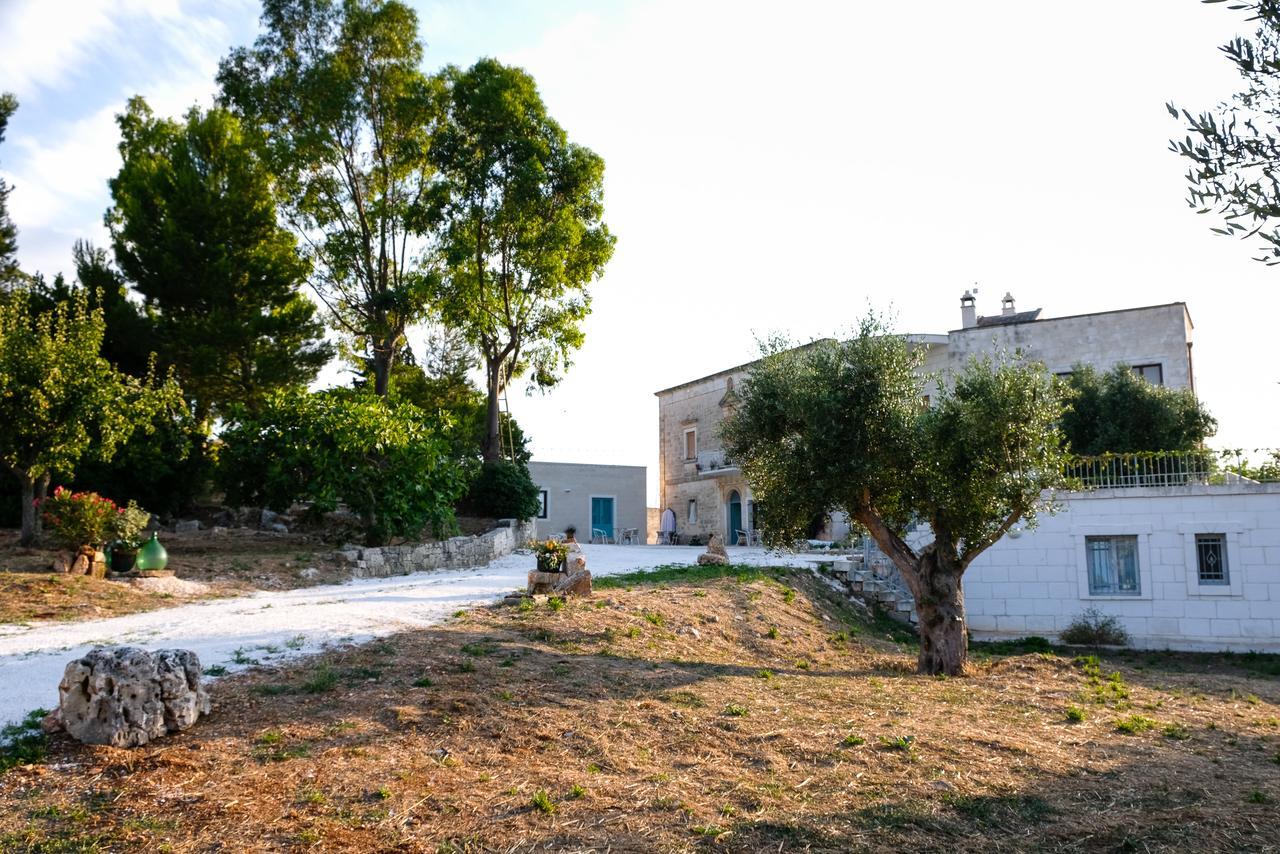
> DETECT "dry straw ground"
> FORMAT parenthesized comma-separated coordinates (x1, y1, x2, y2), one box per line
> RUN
(1, 564, 1277, 852)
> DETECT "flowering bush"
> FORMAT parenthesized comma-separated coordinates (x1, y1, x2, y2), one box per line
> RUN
(109, 500, 151, 549)
(530, 538, 570, 572)
(38, 488, 120, 548)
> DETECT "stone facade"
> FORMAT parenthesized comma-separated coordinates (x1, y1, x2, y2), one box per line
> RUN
(527, 461, 647, 543)
(962, 483, 1280, 652)
(655, 296, 1196, 546)
(334, 519, 536, 579)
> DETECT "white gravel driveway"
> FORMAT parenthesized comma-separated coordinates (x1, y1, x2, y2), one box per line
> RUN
(0, 545, 810, 727)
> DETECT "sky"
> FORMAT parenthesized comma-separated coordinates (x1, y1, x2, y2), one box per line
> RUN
(2, 0, 1278, 505)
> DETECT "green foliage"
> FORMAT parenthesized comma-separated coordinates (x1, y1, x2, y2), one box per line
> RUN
(722, 703, 749, 717)
(0, 93, 18, 286)
(218, 0, 441, 396)
(1057, 365, 1215, 455)
(0, 289, 183, 543)
(1168, 2, 1280, 264)
(38, 488, 121, 548)
(109, 500, 151, 549)
(530, 789, 555, 814)
(841, 734, 866, 747)
(1065, 705, 1087, 723)
(430, 58, 615, 458)
(721, 313, 1067, 674)
(461, 460, 541, 520)
(71, 401, 209, 515)
(1219, 448, 1280, 482)
(1061, 608, 1131, 647)
(1113, 714, 1156, 734)
(108, 98, 331, 421)
(0, 708, 48, 773)
(218, 389, 466, 544)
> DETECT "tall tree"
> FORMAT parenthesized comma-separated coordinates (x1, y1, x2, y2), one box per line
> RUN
(430, 58, 615, 461)
(218, 0, 441, 396)
(1057, 364, 1216, 456)
(722, 319, 1067, 675)
(0, 93, 21, 286)
(108, 98, 332, 422)
(0, 290, 181, 544)
(1168, 1, 1280, 263)
(71, 240, 153, 377)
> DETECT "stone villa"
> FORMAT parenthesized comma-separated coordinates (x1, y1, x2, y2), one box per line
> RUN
(654, 292, 1196, 545)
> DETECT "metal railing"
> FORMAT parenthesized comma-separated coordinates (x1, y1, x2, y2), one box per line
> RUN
(1064, 449, 1280, 490)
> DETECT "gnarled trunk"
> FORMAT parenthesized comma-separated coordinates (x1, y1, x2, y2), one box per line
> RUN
(912, 550, 968, 675)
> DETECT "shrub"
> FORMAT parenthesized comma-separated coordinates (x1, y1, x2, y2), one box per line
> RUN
(217, 390, 466, 545)
(38, 488, 120, 547)
(1060, 608, 1130, 647)
(460, 459, 541, 520)
(109, 500, 151, 548)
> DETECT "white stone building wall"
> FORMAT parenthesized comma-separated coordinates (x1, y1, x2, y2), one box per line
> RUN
(947, 303, 1194, 390)
(964, 484, 1280, 652)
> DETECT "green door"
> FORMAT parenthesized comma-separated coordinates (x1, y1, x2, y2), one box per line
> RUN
(727, 491, 742, 545)
(591, 497, 615, 542)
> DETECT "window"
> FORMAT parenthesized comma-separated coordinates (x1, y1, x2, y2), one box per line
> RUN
(684, 428, 697, 460)
(687, 499, 697, 524)
(1085, 535, 1140, 595)
(1195, 534, 1228, 585)
(537, 490, 548, 520)
(1131, 363, 1163, 385)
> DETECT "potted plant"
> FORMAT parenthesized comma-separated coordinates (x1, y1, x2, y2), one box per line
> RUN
(38, 488, 119, 578)
(530, 538, 570, 573)
(108, 500, 151, 574)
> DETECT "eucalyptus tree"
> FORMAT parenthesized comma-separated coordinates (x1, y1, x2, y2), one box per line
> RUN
(430, 58, 615, 460)
(218, 0, 442, 396)
(721, 317, 1067, 675)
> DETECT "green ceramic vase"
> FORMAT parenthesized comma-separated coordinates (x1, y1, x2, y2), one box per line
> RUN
(135, 532, 169, 571)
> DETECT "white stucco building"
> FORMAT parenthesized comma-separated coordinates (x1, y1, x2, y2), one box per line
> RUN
(527, 461, 647, 544)
(655, 293, 1196, 546)
(964, 482, 1280, 652)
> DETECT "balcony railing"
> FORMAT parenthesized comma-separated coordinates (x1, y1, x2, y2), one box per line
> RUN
(694, 449, 738, 475)
(1062, 450, 1270, 490)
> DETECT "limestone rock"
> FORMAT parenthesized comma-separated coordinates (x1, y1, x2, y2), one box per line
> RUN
(57, 646, 210, 748)
(553, 568, 593, 596)
(706, 533, 728, 557)
(174, 519, 201, 533)
(697, 551, 730, 566)
(69, 547, 108, 578)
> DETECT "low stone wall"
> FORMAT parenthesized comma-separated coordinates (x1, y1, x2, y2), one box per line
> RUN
(334, 519, 537, 579)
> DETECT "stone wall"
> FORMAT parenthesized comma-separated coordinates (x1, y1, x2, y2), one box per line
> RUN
(334, 519, 537, 579)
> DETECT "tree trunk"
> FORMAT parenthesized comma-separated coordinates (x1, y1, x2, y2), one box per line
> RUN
(483, 360, 503, 462)
(912, 551, 968, 676)
(35, 473, 49, 539)
(19, 475, 36, 546)
(372, 346, 392, 398)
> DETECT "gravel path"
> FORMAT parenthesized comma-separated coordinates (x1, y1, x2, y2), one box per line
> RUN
(0, 545, 811, 727)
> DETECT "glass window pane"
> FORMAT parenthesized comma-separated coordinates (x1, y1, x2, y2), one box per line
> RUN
(1196, 534, 1228, 584)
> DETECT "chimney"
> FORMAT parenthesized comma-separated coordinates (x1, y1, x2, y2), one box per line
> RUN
(1001, 292, 1016, 316)
(960, 290, 976, 329)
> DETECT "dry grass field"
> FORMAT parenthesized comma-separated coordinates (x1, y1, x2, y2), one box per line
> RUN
(1, 564, 1277, 852)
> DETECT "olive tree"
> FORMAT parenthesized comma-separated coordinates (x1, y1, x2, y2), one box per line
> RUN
(722, 317, 1068, 675)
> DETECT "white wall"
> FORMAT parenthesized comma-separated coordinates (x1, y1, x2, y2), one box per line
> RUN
(965, 483, 1280, 652)
(528, 461, 647, 543)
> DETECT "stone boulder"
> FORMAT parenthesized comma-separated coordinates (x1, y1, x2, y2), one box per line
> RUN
(54, 647, 210, 747)
(697, 533, 730, 566)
